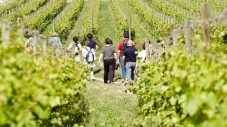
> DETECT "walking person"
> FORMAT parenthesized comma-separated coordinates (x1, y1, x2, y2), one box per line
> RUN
(117, 33, 130, 80)
(85, 33, 98, 50)
(137, 43, 147, 62)
(135, 42, 147, 77)
(24, 35, 33, 54)
(82, 40, 96, 80)
(110, 40, 119, 82)
(123, 40, 138, 81)
(98, 38, 119, 84)
(67, 36, 82, 61)
(50, 32, 62, 56)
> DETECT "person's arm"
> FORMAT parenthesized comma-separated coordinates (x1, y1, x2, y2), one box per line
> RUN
(95, 44, 99, 51)
(117, 42, 121, 59)
(114, 53, 119, 64)
(98, 53, 103, 63)
(78, 43, 83, 51)
(113, 47, 119, 64)
(25, 40, 29, 47)
(122, 55, 125, 62)
(67, 43, 73, 51)
(99, 47, 104, 63)
(82, 48, 86, 58)
(92, 48, 96, 60)
(134, 62, 138, 75)
(117, 50, 121, 59)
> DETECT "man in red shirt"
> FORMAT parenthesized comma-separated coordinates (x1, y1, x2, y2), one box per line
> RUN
(117, 33, 129, 80)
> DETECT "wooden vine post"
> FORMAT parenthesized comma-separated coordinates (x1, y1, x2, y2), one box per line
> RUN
(184, 19, 192, 55)
(52, 0, 56, 32)
(202, 3, 211, 44)
(172, 17, 177, 47)
(128, 17, 131, 40)
(145, 39, 150, 62)
(41, 36, 47, 55)
(115, 0, 129, 39)
(33, 31, 39, 54)
(90, 0, 95, 33)
(53, 18, 55, 32)
(1, 20, 12, 45)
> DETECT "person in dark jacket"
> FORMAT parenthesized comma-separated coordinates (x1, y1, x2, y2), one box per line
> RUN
(86, 33, 98, 50)
(123, 40, 137, 81)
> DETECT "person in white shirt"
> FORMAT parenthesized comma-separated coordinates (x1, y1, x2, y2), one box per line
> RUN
(67, 36, 82, 61)
(137, 43, 147, 62)
(135, 43, 147, 77)
(82, 40, 96, 80)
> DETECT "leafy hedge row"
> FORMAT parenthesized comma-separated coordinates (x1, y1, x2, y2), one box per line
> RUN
(135, 44, 227, 127)
(82, 0, 100, 34)
(55, 0, 84, 40)
(6, 0, 49, 22)
(0, 24, 89, 127)
(92, 0, 101, 34)
(128, 0, 167, 39)
(0, 0, 29, 16)
(110, 0, 129, 38)
(25, 0, 66, 32)
(144, 0, 186, 23)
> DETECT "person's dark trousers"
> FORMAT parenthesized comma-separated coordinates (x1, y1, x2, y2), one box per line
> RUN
(104, 59, 115, 83)
(108, 61, 116, 82)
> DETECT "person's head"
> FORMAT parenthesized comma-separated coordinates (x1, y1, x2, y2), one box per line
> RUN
(73, 36, 78, 43)
(142, 43, 145, 50)
(123, 33, 129, 39)
(52, 32, 58, 37)
(85, 40, 90, 47)
(87, 33, 93, 39)
(105, 38, 112, 44)
(127, 40, 133, 46)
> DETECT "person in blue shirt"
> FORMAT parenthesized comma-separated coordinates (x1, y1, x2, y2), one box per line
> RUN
(123, 40, 138, 81)
(86, 33, 98, 50)
(50, 32, 62, 56)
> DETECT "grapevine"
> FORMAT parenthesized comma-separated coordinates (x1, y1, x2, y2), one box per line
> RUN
(25, 0, 66, 32)
(55, 0, 84, 40)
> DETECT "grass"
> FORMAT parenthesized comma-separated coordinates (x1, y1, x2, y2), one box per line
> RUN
(93, 0, 122, 80)
(85, 81, 137, 127)
(85, 2, 137, 126)
(96, 0, 118, 48)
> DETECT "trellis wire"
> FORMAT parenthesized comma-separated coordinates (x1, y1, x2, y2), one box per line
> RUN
(2, 0, 32, 17)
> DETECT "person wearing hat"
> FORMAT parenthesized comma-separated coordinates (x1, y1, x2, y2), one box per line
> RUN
(50, 32, 62, 47)
(123, 40, 137, 81)
(50, 32, 62, 56)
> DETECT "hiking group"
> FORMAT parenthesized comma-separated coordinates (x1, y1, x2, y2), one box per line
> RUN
(24, 32, 149, 84)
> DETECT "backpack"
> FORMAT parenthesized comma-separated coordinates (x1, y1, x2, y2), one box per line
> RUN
(74, 43, 79, 55)
(121, 39, 128, 55)
(85, 47, 94, 63)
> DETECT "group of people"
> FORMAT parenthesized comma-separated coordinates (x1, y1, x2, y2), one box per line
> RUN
(25, 31, 148, 84)
(98, 33, 149, 84)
